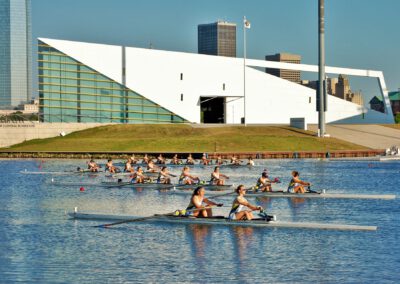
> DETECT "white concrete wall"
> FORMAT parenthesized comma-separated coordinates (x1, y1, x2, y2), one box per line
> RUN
(38, 38, 393, 125)
(0, 122, 110, 148)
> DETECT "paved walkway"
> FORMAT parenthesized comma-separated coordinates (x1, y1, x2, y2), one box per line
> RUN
(308, 124, 400, 149)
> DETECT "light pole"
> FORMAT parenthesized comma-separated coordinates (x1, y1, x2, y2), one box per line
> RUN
(243, 16, 250, 126)
(318, 0, 326, 137)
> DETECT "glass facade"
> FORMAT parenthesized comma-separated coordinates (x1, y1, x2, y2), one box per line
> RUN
(0, 0, 32, 108)
(38, 41, 186, 123)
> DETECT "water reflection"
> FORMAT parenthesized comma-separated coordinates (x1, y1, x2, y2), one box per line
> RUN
(186, 224, 212, 272)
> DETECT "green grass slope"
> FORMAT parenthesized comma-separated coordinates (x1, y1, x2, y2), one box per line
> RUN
(3, 124, 367, 152)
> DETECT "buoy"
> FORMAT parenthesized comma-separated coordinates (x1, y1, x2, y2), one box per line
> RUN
(51, 178, 54, 182)
(80, 187, 85, 192)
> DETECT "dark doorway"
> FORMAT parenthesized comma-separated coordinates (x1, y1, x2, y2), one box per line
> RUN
(200, 97, 225, 123)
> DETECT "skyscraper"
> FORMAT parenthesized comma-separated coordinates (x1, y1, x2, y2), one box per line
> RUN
(198, 21, 236, 57)
(265, 53, 301, 83)
(0, 0, 32, 109)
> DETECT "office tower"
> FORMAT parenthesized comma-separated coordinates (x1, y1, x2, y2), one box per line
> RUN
(335, 74, 350, 99)
(327, 77, 338, 96)
(0, 0, 32, 109)
(198, 21, 236, 57)
(265, 53, 301, 83)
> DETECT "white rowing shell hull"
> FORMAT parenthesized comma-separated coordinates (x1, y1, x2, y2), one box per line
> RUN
(68, 212, 377, 231)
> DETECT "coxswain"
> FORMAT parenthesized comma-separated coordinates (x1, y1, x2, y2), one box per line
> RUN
(186, 154, 195, 165)
(87, 159, 100, 172)
(229, 185, 263, 220)
(210, 166, 229, 185)
(179, 166, 200, 185)
(125, 158, 134, 173)
(185, 186, 223, 218)
(287, 171, 311, 194)
(157, 166, 175, 184)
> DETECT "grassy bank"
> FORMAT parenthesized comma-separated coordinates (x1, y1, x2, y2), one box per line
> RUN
(1, 124, 368, 152)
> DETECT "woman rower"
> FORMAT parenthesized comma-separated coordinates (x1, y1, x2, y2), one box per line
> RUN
(287, 171, 311, 194)
(255, 171, 273, 192)
(201, 154, 210, 165)
(186, 186, 223, 218)
(105, 159, 119, 173)
(130, 154, 138, 164)
(210, 166, 229, 185)
(87, 159, 100, 172)
(171, 154, 182, 165)
(147, 160, 160, 173)
(156, 154, 166, 164)
(157, 166, 174, 184)
(179, 166, 200, 185)
(215, 155, 224, 165)
(142, 154, 150, 164)
(125, 158, 134, 173)
(130, 166, 148, 184)
(247, 157, 255, 166)
(186, 154, 195, 165)
(229, 185, 263, 220)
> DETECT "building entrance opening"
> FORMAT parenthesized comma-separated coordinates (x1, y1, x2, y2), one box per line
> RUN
(200, 97, 225, 123)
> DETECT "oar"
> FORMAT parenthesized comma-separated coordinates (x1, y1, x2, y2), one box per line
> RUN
(96, 205, 217, 228)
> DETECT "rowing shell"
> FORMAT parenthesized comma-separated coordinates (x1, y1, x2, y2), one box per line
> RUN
(169, 189, 396, 200)
(68, 212, 377, 231)
(20, 170, 104, 175)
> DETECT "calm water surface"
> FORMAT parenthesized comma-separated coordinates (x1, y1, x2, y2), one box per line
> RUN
(0, 159, 399, 283)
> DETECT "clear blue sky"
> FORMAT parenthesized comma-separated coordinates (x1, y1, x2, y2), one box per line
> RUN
(32, 0, 400, 103)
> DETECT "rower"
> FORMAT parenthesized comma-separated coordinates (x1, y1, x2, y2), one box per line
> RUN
(210, 166, 229, 185)
(287, 171, 311, 194)
(125, 158, 134, 173)
(247, 157, 255, 166)
(130, 154, 138, 165)
(142, 154, 150, 164)
(179, 166, 200, 185)
(147, 160, 160, 173)
(105, 159, 119, 173)
(215, 155, 224, 165)
(229, 185, 263, 220)
(230, 156, 241, 165)
(130, 166, 148, 184)
(171, 154, 182, 165)
(157, 166, 174, 184)
(186, 154, 195, 165)
(156, 154, 166, 164)
(201, 154, 210, 165)
(186, 186, 223, 218)
(255, 171, 275, 192)
(87, 159, 100, 172)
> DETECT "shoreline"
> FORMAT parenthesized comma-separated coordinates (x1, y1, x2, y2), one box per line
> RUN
(0, 149, 385, 159)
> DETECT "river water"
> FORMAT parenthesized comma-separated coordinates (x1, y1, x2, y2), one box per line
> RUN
(0, 159, 398, 283)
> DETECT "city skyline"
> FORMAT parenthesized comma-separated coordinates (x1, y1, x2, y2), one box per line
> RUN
(30, 0, 400, 104)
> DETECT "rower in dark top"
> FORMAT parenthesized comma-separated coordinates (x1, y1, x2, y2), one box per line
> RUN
(186, 186, 223, 218)
(130, 154, 138, 164)
(255, 171, 274, 192)
(210, 166, 229, 185)
(287, 171, 311, 193)
(201, 154, 210, 165)
(142, 154, 150, 164)
(216, 155, 224, 165)
(229, 185, 263, 220)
